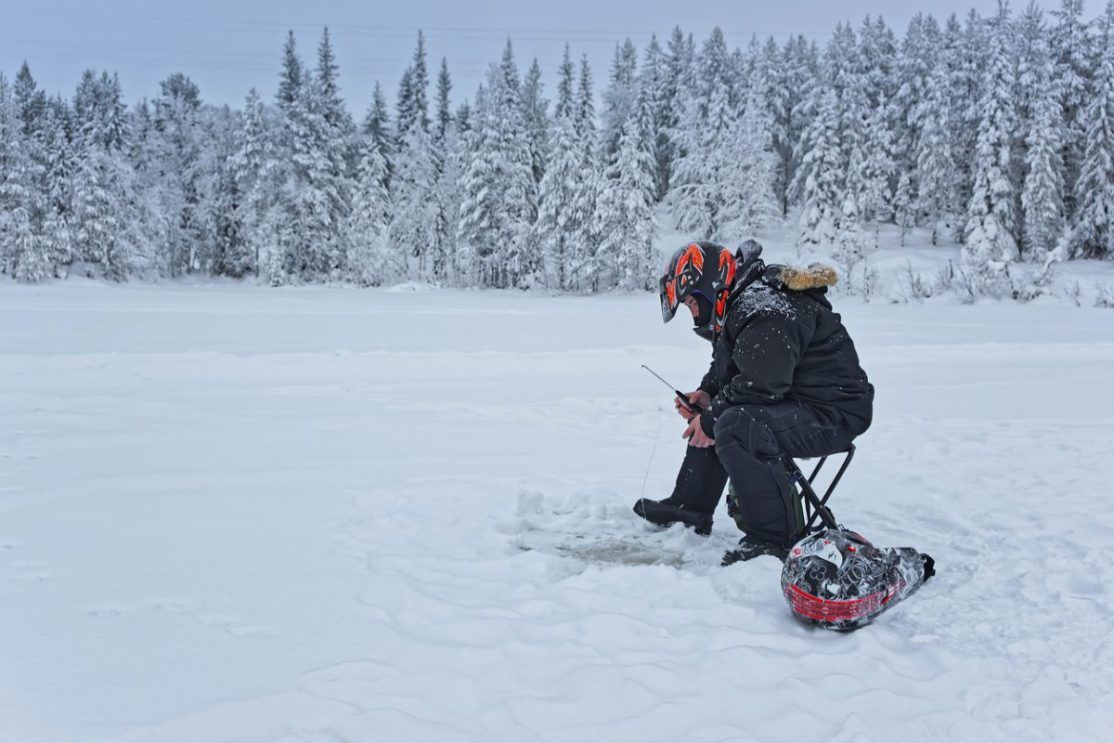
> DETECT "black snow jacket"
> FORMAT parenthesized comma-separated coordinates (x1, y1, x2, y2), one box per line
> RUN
(697, 262, 874, 438)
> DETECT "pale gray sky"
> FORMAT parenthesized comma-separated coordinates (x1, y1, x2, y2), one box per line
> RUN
(3, 0, 1073, 116)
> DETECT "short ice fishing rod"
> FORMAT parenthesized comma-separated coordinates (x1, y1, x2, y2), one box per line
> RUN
(641, 365, 704, 415)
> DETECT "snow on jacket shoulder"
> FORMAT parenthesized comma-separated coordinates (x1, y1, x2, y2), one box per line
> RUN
(698, 264, 874, 437)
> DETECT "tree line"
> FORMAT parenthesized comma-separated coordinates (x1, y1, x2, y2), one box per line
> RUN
(1, 1, 1112, 294)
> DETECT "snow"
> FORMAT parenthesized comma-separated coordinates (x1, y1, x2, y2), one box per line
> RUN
(2, 283, 1114, 742)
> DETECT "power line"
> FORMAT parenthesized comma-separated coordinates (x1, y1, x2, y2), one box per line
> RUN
(16, 8, 837, 40)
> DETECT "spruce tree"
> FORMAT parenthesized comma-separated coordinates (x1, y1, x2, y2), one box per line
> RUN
(536, 109, 595, 291)
(601, 39, 639, 158)
(435, 59, 452, 142)
(1051, 0, 1093, 221)
(667, 28, 738, 240)
(41, 99, 74, 272)
(1018, 5, 1066, 261)
(151, 73, 205, 275)
(521, 58, 549, 187)
(793, 88, 843, 246)
(363, 82, 392, 189)
(554, 45, 575, 120)
(592, 116, 657, 290)
(231, 88, 271, 278)
(963, 3, 1019, 288)
(915, 59, 960, 242)
(458, 62, 537, 287)
(721, 86, 779, 237)
(1072, 1, 1114, 259)
(68, 69, 142, 279)
(389, 33, 441, 280)
(348, 137, 399, 285)
(2, 64, 52, 280)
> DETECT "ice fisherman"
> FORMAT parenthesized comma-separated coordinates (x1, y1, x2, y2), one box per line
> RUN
(634, 240, 875, 559)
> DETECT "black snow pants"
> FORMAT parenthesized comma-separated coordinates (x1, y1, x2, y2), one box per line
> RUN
(668, 402, 859, 546)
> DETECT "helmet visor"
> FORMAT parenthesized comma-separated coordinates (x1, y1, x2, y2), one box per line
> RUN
(659, 275, 678, 323)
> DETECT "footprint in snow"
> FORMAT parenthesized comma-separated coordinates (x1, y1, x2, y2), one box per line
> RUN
(198, 613, 278, 638)
(145, 597, 198, 613)
(85, 604, 138, 618)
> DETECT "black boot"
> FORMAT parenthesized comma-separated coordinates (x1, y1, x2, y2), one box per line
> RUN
(634, 445, 727, 537)
(721, 534, 791, 565)
(633, 497, 714, 536)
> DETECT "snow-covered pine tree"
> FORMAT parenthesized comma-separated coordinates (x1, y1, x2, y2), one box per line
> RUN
(963, 2, 1019, 289)
(428, 57, 460, 281)
(1022, 78, 1066, 262)
(575, 53, 596, 141)
(719, 65, 779, 237)
(269, 29, 354, 282)
(267, 32, 306, 283)
(308, 27, 355, 277)
(277, 32, 303, 111)
(851, 16, 897, 223)
(206, 104, 249, 277)
(1072, 1, 1114, 259)
(633, 35, 667, 201)
(761, 37, 791, 217)
(793, 25, 862, 246)
(389, 34, 440, 280)
(668, 63, 735, 239)
(390, 121, 440, 280)
(499, 39, 521, 95)
(149, 73, 206, 276)
(1017, 4, 1066, 262)
(521, 58, 549, 188)
(1050, 0, 1093, 222)
(1, 64, 52, 281)
(953, 10, 988, 219)
(601, 39, 639, 159)
(857, 103, 896, 222)
(435, 59, 452, 142)
(69, 70, 143, 279)
(536, 112, 591, 290)
(554, 44, 575, 121)
(230, 88, 272, 278)
(435, 109, 467, 283)
(70, 143, 134, 280)
(652, 27, 691, 200)
(793, 87, 843, 246)
(775, 35, 819, 218)
(667, 28, 737, 240)
(0, 73, 14, 205)
(573, 54, 601, 283)
(893, 13, 940, 192)
(396, 31, 429, 137)
(348, 136, 400, 285)
(363, 82, 393, 189)
(457, 58, 538, 288)
(915, 57, 961, 242)
(592, 115, 657, 290)
(40, 98, 75, 273)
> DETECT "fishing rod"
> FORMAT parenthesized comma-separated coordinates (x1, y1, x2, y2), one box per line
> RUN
(641, 365, 705, 416)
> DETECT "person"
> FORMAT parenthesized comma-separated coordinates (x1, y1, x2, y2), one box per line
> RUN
(633, 240, 874, 559)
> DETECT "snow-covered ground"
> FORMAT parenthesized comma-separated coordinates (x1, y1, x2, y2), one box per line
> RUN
(2, 282, 1113, 742)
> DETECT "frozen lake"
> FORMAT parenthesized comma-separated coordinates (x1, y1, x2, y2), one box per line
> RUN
(2, 283, 1113, 742)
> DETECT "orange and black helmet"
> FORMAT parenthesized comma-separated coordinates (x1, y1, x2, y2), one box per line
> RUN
(659, 241, 738, 328)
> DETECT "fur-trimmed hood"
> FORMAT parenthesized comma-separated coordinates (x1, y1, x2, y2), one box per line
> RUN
(774, 264, 839, 291)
